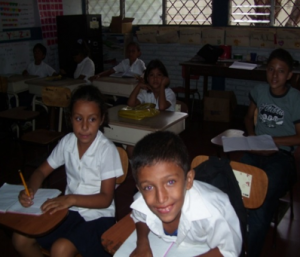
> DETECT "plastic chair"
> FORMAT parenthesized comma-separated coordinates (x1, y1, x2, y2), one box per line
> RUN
(171, 66, 201, 114)
(191, 155, 268, 255)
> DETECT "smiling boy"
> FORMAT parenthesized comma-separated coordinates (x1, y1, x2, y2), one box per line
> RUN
(242, 48, 300, 257)
(130, 131, 242, 257)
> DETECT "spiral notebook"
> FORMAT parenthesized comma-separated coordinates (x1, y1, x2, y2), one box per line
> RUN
(0, 183, 61, 216)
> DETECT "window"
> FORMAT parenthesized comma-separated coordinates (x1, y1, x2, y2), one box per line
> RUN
(88, 0, 212, 25)
(230, 0, 300, 27)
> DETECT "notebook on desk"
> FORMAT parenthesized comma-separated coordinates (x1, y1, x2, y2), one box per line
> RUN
(0, 183, 61, 216)
(114, 230, 210, 257)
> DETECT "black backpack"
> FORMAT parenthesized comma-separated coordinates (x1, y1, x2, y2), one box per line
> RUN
(197, 44, 224, 64)
(193, 156, 247, 248)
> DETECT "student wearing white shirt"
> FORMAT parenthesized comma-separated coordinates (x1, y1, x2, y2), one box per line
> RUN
(130, 131, 242, 257)
(90, 41, 146, 80)
(61, 39, 95, 83)
(12, 85, 123, 257)
(23, 43, 56, 78)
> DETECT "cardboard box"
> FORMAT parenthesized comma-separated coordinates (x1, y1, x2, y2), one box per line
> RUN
(110, 16, 134, 33)
(204, 90, 237, 122)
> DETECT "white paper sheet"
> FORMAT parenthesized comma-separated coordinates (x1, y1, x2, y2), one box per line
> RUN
(222, 134, 278, 152)
(0, 183, 61, 215)
(229, 61, 258, 70)
(114, 230, 211, 257)
(233, 170, 252, 198)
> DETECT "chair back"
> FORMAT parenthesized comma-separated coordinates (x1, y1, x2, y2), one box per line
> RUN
(191, 155, 268, 209)
(116, 147, 129, 184)
(175, 100, 188, 113)
(42, 86, 71, 108)
(254, 108, 258, 126)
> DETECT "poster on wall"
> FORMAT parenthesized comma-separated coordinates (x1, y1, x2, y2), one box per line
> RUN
(0, 42, 30, 74)
(0, 0, 39, 30)
(276, 29, 300, 49)
(37, 0, 63, 71)
(225, 28, 250, 47)
(202, 28, 224, 46)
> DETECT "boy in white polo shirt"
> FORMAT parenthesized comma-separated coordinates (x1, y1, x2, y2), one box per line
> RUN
(130, 131, 242, 257)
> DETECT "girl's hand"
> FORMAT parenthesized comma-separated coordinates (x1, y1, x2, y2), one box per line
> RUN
(18, 189, 34, 207)
(41, 195, 73, 214)
(138, 81, 152, 91)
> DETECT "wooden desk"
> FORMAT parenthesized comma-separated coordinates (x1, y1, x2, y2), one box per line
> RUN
(26, 77, 85, 97)
(104, 105, 188, 146)
(0, 208, 68, 236)
(7, 75, 38, 106)
(101, 213, 135, 255)
(180, 61, 300, 111)
(25, 77, 85, 130)
(92, 77, 137, 97)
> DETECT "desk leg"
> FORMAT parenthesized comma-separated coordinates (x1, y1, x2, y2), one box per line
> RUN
(184, 66, 191, 112)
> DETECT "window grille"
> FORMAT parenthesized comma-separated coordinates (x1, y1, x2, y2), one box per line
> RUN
(230, 0, 300, 27)
(87, 0, 212, 25)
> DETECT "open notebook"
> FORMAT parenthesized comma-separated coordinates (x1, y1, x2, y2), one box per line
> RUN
(0, 183, 61, 216)
(114, 230, 211, 257)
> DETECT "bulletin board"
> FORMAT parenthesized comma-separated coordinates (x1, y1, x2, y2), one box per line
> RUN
(0, 0, 63, 74)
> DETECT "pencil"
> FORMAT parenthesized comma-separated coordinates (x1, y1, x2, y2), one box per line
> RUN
(18, 170, 30, 197)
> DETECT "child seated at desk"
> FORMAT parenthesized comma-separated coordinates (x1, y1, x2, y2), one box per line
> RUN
(90, 41, 146, 80)
(129, 131, 242, 257)
(241, 48, 300, 257)
(61, 39, 95, 83)
(22, 43, 57, 78)
(127, 59, 176, 111)
(12, 85, 123, 257)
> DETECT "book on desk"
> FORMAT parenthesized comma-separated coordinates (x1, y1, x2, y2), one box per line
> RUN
(0, 183, 61, 216)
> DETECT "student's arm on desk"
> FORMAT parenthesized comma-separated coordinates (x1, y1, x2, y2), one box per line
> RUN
(157, 77, 171, 111)
(127, 83, 145, 107)
(130, 222, 153, 257)
(42, 176, 116, 214)
(89, 68, 115, 81)
(273, 123, 300, 147)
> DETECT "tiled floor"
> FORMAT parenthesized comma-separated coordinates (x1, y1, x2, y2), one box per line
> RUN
(0, 105, 299, 257)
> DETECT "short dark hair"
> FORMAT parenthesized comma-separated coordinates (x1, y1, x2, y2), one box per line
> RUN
(69, 85, 108, 131)
(33, 43, 47, 55)
(131, 131, 190, 182)
(71, 39, 90, 57)
(267, 48, 294, 71)
(144, 59, 169, 85)
(126, 41, 141, 52)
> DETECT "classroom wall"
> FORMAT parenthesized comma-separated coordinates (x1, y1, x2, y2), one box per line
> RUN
(0, 0, 82, 75)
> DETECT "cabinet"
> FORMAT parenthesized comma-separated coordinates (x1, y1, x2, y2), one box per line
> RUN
(56, 15, 103, 77)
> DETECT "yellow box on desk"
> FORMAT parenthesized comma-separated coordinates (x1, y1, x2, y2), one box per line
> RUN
(110, 16, 134, 33)
(203, 90, 237, 122)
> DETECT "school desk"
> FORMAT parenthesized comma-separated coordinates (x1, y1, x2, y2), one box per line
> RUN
(104, 105, 188, 146)
(0, 208, 68, 236)
(25, 77, 85, 98)
(92, 77, 138, 97)
(7, 75, 38, 106)
(180, 61, 300, 111)
(25, 77, 85, 130)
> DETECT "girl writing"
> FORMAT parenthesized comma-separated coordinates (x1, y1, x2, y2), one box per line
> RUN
(12, 85, 123, 257)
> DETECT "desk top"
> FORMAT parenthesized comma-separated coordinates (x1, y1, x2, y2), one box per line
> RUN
(8, 75, 38, 83)
(0, 208, 68, 236)
(25, 77, 86, 87)
(93, 76, 138, 85)
(108, 105, 188, 131)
